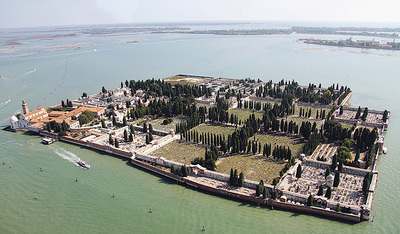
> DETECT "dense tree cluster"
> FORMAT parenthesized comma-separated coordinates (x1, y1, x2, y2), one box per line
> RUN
(78, 110, 95, 125)
(255, 180, 264, 196)
(191, 145, 219, 171)
(170, 165, 190, 177)
(44, 120, 69, 134)
(353, 127, 378, 150)
(323, 120, 351, 141)
(229, 169, 244, 187)
(303, 131, 322, 155)
(252, 79, 350, 106)
(362, 173, 372, 194)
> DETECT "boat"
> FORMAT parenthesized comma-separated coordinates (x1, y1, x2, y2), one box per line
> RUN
(77, 160, 90, 169)
(42, 137, 56, 145)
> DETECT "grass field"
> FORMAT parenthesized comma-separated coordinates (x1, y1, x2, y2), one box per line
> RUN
(227, 109, 263, 122)
(283, 115, 325, 129)
(191, 123, 237, 137)
(148, 116, 188, 132)
(164, 75, 212, 86)
(149, 140, 207, 165)
(216, 154, 285, 184)
(294, 106, 331, 118)
(253, 132, 306, 156)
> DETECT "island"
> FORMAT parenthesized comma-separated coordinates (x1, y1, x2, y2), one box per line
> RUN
(8, 74, 389, 222)
(300, 38, 400, 51)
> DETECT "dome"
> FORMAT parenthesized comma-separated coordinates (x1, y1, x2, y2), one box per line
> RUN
(10, 115, 18, 123)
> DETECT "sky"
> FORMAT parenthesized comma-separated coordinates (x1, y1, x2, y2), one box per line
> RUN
(1, 0, 400, 28)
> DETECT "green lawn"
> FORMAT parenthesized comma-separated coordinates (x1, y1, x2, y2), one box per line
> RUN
(293, 106, 331, 119)
(283, 115, 325, 129)
(227, 109, 263, 122)
(191, 123, 237, 137)
(148, 116, 188, 132)
(216, 154, 285, 184)
(149, 140, 207, 165)
(253, 132, 306, 157)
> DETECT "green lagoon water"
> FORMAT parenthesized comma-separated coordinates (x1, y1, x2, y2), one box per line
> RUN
(0, 24, 400, 233)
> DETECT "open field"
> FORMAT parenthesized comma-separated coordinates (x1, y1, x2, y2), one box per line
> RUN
(149, 140, 206, 165)
(163, 75, 212, 86)
(294, 106, 330, 118)
(227, 108, 263, 122)
(191, 123, 237, 137)
(148, 116, 188, 132)
(216, 154, 285, 184)
(254, 132, 306, 156)
(283, 115, 325, 129)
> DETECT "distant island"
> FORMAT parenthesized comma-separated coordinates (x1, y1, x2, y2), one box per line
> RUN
(7, 74, 390, 222)
(300, 38, 400, 50)
(159, 26, 400, 38)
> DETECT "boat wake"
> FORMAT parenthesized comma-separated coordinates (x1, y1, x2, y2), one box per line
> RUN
(53, 147, 90, 169)
(0, 99, 11, 109)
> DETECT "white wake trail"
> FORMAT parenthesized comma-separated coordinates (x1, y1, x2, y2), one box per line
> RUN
(53, 147, 90, 169)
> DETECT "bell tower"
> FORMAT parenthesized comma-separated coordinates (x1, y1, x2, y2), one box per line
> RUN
(22, 100, 29, 114)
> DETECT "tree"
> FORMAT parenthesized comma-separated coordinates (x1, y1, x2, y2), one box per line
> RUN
(355, 106, 361, 119)
(102, 86, 107, 94)
(361, 107, 369, 121)
(307, 195, 314, 206)
(112, 115, 116, 126)
(262, 187, 269, 199)
(338, 161, 343, 172)
(325, 167, 331, 178)
(181, 165, 189, 177)
(101, 119, 106, 128)
(129, 133, 133, 142)
(82, 92, 87, 98)
(123, 116, 127, 126)
(229, 168, 234, 185)
(331, 155, 337, 171)
(272, 177, 280, 186)
(109, 135, 114, 145)
(333, 172, 340, 187)
(123, 129, 128, 141)
(317, 185, 324, 196)
(363, 173, 371, 193)
(149, 123, 153, 134)
(143, 122, 147, 132)
(233, 169, 238, 186)
(325, 186, 332, 199)
(383, 110, 389, 122)
(238, 172, 244, 187)
(339, 106, 343, 115)
(145, 134, 150, 144)
(115, 139, 119, 148)
(296, 164, 302, 178)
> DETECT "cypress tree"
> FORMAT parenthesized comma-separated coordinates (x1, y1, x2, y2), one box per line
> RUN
(238, 172, 244, 187)
(317, 185, 324, 196)
(123, 129, 128, 141)
(233, 169, 238, 186)
(333, 172, 340, 187)
(307, 195, 314, 206)
(296, 164, 302, 178)
(325, 167, 331, 178)
(262, 187, 269, 199)
(325, 186, 332, 199)
(230, 168, 234, 185)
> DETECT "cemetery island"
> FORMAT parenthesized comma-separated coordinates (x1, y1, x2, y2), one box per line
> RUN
(8, 74, 390, 222)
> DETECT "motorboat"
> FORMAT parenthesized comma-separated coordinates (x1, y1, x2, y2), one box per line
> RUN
(77, 160, 90, 169)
